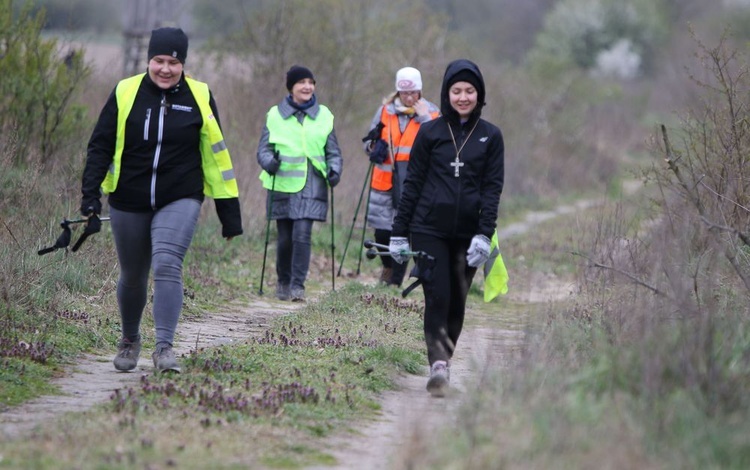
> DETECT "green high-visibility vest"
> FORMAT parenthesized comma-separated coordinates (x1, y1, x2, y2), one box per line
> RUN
(259, 104, 334, 193)
(101, 73, 238, 199)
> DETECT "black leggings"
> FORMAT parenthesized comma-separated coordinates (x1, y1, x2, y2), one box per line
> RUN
(411, 233, 476, 365)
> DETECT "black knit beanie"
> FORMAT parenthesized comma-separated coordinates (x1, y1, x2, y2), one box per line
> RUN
(447, 69, 481, 92)
(286, 65, 315, 91)
(148, 27, 188, 64)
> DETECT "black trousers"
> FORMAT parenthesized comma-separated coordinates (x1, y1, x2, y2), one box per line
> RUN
(411, 232, 476, 365)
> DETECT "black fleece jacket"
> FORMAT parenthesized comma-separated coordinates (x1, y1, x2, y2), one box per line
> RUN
(391, 59, 504, 240)
(81, 73, 242, 237)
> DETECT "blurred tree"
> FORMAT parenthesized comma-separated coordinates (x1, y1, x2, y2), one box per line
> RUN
(1, 0, 91, 166)
(199, 0, 455, 128)
(22, 0, 120, 32)
(426, 0, 557, 64)
(527, 0, 670, 79)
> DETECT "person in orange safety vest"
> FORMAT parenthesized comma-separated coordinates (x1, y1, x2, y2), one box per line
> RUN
(362, 66, 439, 286)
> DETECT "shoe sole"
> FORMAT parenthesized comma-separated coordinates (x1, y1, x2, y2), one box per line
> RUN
(114, 362, 138, 372)
(426, 375, 449, 397)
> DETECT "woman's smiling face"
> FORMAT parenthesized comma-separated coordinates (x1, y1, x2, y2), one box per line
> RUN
(449, 81, 477, 119)
(291, 78, 315, 104)
(148, 55, 183, 89)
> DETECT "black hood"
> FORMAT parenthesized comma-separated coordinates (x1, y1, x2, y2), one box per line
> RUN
(440, 59, 486, 124)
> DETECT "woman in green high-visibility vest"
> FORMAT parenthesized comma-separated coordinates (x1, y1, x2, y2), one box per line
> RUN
(257, 65, 343, 302)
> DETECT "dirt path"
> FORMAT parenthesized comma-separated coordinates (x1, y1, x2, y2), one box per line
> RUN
(0, 199, 588, 463)
(303, 202, 589, 469)
(0, 299, 299, 439)
(306, 323, 527, 470)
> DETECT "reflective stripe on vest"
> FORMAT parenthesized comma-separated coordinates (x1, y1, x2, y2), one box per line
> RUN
(371, 107, 439, 191)
(260, 104, 334, 193)
(101, 73, 238, 199)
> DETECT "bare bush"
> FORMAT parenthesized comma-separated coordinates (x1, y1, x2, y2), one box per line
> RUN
(0, 1, 92, 168)
(567, 30, 750, 423)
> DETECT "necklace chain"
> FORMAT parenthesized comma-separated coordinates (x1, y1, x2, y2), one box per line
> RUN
(447, 119, 480, 177)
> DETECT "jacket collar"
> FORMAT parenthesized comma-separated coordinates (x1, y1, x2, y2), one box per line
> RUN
(278, 94, 320, 119)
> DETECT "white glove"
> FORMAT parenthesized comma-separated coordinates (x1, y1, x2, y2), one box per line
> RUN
(466, 234, 491, 267)
(388, 236, 410, 264)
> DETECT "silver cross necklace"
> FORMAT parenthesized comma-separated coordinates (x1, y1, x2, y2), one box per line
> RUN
(447, 119, 480, 177)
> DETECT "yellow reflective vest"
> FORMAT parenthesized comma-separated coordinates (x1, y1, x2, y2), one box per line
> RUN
(101, 73, 238, 199)
(259, 104, 334, 193)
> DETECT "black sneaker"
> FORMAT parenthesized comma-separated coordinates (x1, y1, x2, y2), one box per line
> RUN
(152, 343, 180, 373)
(426, 360, 450, 397)
(113, 337, 141, 371)
(291, 287, 305, 302)
(276, 284, 291, 301)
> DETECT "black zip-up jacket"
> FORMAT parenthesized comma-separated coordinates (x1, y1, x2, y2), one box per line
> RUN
(81, 73, 242, 237)
(392, 60, 504, 240)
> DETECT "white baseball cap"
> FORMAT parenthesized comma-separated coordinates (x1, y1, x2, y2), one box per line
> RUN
(395, 67, 422, 91)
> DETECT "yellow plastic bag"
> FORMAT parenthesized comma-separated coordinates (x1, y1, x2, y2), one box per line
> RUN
(483, 230, 509, 302)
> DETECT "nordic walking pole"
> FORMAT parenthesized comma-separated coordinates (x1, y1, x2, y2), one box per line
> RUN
(258, 173, 276, 295)
(356, 169, 374, 275)
(330, 183, 335, 291)
(337, 162, 373, 277)
(351, 122, 385, 276)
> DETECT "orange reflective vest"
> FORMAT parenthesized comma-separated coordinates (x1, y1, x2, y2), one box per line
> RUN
(371, 107, 439, 191)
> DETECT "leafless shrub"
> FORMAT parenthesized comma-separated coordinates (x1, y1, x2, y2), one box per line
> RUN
(568, 30, 750, 418)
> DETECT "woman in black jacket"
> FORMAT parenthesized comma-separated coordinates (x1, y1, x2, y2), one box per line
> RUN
(389, 59, 504, 397)
(80, 27, 242, 374)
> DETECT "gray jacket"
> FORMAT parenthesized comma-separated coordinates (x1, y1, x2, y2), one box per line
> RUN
(257, 96, 343, 221)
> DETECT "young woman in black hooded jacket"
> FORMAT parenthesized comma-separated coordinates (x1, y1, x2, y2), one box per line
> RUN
(389, 59, 504, 397)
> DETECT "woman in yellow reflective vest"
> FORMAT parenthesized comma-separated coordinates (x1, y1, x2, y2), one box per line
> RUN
(257, 65, 343, 302)
(80, 27, 243, 374)
(363, 66, 439, 287)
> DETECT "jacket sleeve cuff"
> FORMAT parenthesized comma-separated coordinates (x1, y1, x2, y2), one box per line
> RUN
(215, 198, 243, 238)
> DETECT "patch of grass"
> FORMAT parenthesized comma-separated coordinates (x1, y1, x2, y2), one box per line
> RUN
(0, 358, 58, 409)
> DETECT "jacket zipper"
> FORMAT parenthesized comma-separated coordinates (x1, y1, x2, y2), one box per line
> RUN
(143, 108, 151, 140)
(151, 92, 166, 210)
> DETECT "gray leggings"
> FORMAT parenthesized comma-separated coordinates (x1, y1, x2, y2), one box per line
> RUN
(109, 198, 201, 346)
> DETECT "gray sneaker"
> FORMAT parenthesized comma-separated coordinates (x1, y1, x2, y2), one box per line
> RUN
(291, 287, 305, 302)
(276, 284, 291, 301)
(152, 343, 180, 373)
(113, 337, 141, 371)
(426, 360, 450, 397)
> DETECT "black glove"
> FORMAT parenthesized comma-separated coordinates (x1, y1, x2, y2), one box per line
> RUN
(369, 139, 388, 164)
(84, 213, 102, 236)
(80, 200, 101, 218)
(328, 170, 340, 188)
(71, 210, 101, 252)
(266, 149, 281, 175)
